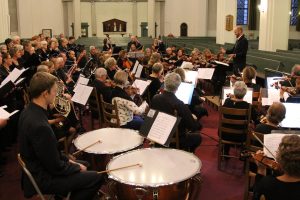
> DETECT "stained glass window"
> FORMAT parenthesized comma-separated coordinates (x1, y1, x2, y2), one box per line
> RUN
(237, 0, 249, 25)
(290, 0, 298, 26)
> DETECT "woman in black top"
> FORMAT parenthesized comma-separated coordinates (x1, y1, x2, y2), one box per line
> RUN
(253, 135, 300, 200)
(144, 62, 164, 102)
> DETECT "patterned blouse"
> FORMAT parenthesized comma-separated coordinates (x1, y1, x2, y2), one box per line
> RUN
(112, 97, 148, 126)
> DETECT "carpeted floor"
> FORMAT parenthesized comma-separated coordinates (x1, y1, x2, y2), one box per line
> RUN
(0, 103, 246, 200)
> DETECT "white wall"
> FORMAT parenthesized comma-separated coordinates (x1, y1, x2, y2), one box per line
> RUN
(207, 0, 217, 37)
(81, 2, 92, 37)
(164, 0, 208, 37)
(137, 2, 148, 37)
(0, 0, 10, 42)
(289, 26, 300, 40)
(17, 0, 64, 38)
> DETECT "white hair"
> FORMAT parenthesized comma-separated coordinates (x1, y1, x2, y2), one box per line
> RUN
(164, 72, 181, 93)
(95, 68, 107, 78)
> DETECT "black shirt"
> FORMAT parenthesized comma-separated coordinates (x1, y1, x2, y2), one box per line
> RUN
(255, 124, 278, 134)
(145, 76, 162, 101)
(92, 79, 112, 102)
(18, 103, 80, 197)
(253, 175, 300, 200)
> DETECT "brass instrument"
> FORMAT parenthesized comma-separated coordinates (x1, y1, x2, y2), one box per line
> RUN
(53, 81, 71, 119)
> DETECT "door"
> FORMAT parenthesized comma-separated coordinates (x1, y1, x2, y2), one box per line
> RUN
(180, 23, 188, 37)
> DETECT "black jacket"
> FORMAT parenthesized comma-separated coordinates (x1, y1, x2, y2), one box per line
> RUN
(151, 91, 201, 137)
(226, 34, 248, 69)
(18, 103, 80, 197)
(92, 79, 112, 102)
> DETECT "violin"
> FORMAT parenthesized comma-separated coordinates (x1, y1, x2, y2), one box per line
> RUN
(122, 58, 132, 70)
(241, 151, 282, 172)
(281, 86, 297, 96)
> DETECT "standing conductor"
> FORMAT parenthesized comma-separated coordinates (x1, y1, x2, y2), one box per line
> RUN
(221, 26, 248, 75)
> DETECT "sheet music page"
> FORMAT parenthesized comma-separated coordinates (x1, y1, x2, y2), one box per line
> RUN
(77, 76, 89, 86)
(175, 82, 195, 104)
(71, 84, 93, 105)
(280, 103, 300, 128)
(185, 70, 198, 86)
(214, 60, 229, 66)
(197, 68, 215, 80)
(266, 77, 282, 89)
(135, 64, 143, 78)
(147, 112, 177, 145)
(221, 87, 253, 104)
(133, 79, 151, 95)
(0, 106, 19, 119)
(181, 61, 193, 69)
(0, 68, 27, 87)
(264, 133, 290, 159)
(132, 61, 139, 73)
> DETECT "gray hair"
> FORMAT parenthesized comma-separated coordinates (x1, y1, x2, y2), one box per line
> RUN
(164, 72, 181, 93)
(95, 68, 107, 78)
(89, 46, 96, 51)
(152, 63, 163, 74)
(266, 102, 286, 125)
(104, 57, 117, 69)
(15, 44, 23, 51)
(233, 81, 247, 99)
(114, 70, 128, 86)
(36, 65, 49, 73)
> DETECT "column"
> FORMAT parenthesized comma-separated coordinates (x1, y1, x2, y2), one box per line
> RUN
(132, 1, 137, 36)
(91, 0, 97, 36)
(258, 0, 290, 51)
(0, 0, 10, 42)
(147, 0, 155, 38)
(73, 0, 81, 39)
(216, 0, 237, 44)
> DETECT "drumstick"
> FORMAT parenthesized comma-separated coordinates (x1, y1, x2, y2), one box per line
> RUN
(72, 140, 101, 156)
(252, 132, 276, 159)
(97, 163, 142, 174)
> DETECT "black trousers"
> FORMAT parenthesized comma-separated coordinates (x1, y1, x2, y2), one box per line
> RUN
(180, 133, 202, 153)
(43, 171, 103, 200)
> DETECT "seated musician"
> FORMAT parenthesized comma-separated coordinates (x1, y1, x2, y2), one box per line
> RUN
(102, 37, 112, 52)
(36, 41, 50, 62)
(141, 48, 152, 66)
(143, 63, 164, 102)
(253, 135, 300, 200)
(255, 102, 286, 134)
(58, 38, 69, 54)
(170, 48, 186, 67)
(19, 72, 104, 199)
(222, 81, 251, 154)
(280, 76, 300, 103)
(127, 35, 143, 52)
(146, 52, 161, 76)
(111, 71, 148, 130)
(162, 47, 175, 64)
(117, 50, 132, 71)
(151, 38, 159, 52)
(105, 57, 118, 80)
(48, 40, 60, 58)
(173, 68, 208, 119)
(92, 68, 112, 102)
(242, 66, 260, 92)
(151, 72, 202, 152)
(203, 48, 214, 63)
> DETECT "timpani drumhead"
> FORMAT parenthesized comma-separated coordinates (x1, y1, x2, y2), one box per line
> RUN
(74, 128, 144, 154)
(107, 148, 201, 187)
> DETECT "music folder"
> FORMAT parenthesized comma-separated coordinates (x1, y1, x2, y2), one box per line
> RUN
(280, 103, 300, 129)
(175, 82, 194, 105)
(139, 109, 181, 147)
(0, 80, 15, 97)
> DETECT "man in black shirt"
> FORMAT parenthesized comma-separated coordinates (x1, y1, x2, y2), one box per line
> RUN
(92, 68, 112, 102)
(151, 72, 202, 152)
(18, 72, 103, 199)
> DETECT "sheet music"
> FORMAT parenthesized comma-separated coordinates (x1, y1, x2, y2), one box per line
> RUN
(221, 87, 253, 104)
(175, 82, 195, 104)
(280, 103, 300, 128)
(132, 79, 151, 95)
(0, 106, 19, 119)
(71, 84, 93, 105)
(181, 61, 193, 69)
(261, 89, 289, 106)
(76, 76, 89, 86)
(214, 60, 229, 66)
(135, 64, 143, 78)
(0, 68, 28, 87)
(197, 68, 215, 80)
(132, 61, 139, 73)
(266, 77, 283, 89)
(147, 112, 177, 145)
(185, 70, 198, 86)
(264, 133, 291, 159)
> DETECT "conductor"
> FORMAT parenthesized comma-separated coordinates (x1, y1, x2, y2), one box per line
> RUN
(221, 26, 248, 76)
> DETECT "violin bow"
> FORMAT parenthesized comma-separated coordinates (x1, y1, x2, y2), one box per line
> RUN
(252, 132, 276, 159)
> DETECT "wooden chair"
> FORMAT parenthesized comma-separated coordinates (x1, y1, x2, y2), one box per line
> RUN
(17, 154, 71, 200)
(252, 91, 261, 114)
(218, 106, 252, 170)
(88, 88, 103, 129)
(244, 131, 264, 200)
(100, 95, 120, 128)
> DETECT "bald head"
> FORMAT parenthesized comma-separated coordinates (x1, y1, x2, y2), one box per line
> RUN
(234, 26, 243, 38)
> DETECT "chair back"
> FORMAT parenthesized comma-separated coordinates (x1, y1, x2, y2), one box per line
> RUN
(100, 95, 120, 128)
(218, 106, 252, 142)
(17, 154, 46, 200)
(88, 88, 103, 128)
(252, 91, 261, 111)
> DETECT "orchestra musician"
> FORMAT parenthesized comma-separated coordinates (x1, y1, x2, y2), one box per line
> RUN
(18, 72, 104, 200)
(117, 50, 132, 71)
(253, 135, 300, 200)
(127, 35, 143, 52)
(105, 57, 118, 80)
(151, 72, 202, 152)
(92, 68, 113, 102)
(220, 26, 248, 76)
(111, 71, 148, 130)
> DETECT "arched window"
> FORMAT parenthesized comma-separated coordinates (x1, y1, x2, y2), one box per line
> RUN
(237, 0, 248, 25)
(180, 23, 188, 37)
(290, 0, 298, 25)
